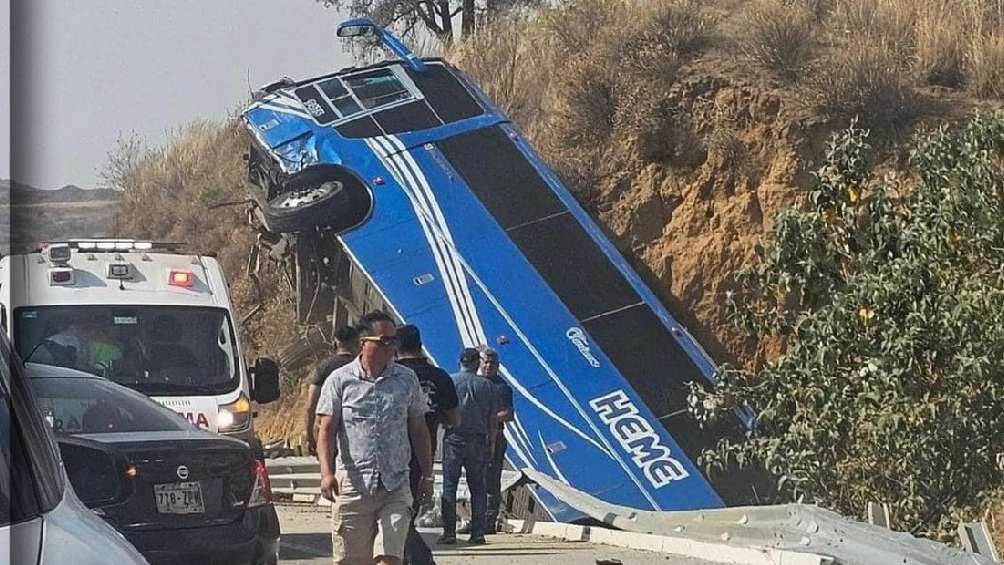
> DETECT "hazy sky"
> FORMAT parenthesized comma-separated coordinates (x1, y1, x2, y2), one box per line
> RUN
(10, 0, 355, 189)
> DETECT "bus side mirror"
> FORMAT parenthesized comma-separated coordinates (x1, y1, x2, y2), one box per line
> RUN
(250, 358, 280, 404)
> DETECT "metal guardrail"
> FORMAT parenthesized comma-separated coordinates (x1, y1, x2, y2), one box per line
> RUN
(523, 468, 999, 565)
(265, 457, 520, 503)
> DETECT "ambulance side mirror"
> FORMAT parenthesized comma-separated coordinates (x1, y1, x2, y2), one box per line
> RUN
(250, 358, 280, 404)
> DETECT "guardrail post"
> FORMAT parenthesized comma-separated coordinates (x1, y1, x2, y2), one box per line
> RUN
(866, 501, 891, 529)
(958, 521, 1001, 562)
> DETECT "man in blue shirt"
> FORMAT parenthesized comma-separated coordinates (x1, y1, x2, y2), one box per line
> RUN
(478, 346, 513, 534)
(439, 348, 497, 545)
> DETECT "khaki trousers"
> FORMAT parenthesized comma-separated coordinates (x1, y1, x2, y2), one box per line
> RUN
(331, 472, 414, 565)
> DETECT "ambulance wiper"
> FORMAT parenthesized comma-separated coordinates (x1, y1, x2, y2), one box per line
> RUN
(117, 381, 221, 395)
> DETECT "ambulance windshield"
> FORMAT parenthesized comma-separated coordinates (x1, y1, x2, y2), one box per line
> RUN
(15, 306, 240, 397)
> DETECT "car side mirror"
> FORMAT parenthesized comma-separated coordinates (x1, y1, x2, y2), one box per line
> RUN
(57, 438, 133, 509)
(335, 16, 427, 73)
(250, 358, 280, 404)
(336, 23, 375, 38)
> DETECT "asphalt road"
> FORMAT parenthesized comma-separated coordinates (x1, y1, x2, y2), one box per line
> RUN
(276, 503, 716, 565)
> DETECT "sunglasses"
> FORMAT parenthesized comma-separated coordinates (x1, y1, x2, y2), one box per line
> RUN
(359, 335, 399, 347)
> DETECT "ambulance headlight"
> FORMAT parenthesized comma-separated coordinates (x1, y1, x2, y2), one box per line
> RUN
(218, 394, 252, 433)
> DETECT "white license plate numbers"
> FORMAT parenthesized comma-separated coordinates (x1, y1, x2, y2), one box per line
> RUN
(154, 482, 205, 514)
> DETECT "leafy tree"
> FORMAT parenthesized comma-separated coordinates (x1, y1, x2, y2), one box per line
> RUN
(316, 0, 542, 44)
(689, 114, 1004, 536)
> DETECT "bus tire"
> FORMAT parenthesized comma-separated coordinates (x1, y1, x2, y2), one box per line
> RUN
(260, 165, 372, 234)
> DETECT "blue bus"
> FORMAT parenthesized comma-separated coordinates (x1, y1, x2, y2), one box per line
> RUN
(242, 18, 758, 521)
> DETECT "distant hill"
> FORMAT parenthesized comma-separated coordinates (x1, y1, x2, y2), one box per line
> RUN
(0, 180, 122, 254)
(0, 179, 121, 205)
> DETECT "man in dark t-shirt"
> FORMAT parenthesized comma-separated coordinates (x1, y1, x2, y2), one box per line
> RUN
(396, 325, 459, 565)
(303, 325, 359, 456)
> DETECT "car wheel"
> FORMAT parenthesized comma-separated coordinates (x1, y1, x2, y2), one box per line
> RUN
(259, 165, 372, 234)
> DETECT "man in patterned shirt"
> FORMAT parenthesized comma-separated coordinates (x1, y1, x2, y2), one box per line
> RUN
(316, 312, 434, 565)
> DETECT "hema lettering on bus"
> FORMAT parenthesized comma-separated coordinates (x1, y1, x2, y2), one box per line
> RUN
(589, 390, 689, 488)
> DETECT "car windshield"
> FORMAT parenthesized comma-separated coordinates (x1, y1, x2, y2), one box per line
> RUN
(28, 375, 193, 435)
(14, 306, 239, 396)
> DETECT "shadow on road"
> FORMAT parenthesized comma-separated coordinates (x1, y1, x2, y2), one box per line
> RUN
(281, 532, 331, 560)
(278, 526, 593, 561)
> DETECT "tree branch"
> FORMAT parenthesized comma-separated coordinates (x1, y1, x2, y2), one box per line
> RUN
(414, 0, 443, 33)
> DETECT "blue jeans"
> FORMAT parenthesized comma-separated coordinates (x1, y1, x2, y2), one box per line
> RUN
(485, 436, 507, 529)
(440, 432, 487, 538)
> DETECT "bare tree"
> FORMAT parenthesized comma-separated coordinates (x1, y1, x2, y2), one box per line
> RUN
(316, 0, 542, 45)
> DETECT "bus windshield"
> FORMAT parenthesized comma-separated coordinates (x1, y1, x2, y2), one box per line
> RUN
(14, 306, 239, 396)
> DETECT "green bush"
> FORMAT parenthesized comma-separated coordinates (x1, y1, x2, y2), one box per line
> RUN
(690, 113, 1004, 536)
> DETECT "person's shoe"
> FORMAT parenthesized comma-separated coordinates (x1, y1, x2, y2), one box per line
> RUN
(437, 534, 457, 545)
(467, 536, 487, 545)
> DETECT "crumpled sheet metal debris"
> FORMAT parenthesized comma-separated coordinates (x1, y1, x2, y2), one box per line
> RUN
(524, 468, 995, 565)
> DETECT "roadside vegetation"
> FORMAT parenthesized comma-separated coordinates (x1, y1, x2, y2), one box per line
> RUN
(108, 0, 1004, 543)
(690, 115, 1004, 537)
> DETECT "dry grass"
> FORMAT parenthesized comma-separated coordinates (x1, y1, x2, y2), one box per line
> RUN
(915, 1, 972, 87)
(806, 41, 920, 129)
(827, 0, 917, 64)
(646, 0, 719, 55)
(450, 0, 720, 191)
(740, 0, 816, 81)
(456, 0, 1003, 155)
(968, 31, 1004, 98)
(447, 16, 552, 132)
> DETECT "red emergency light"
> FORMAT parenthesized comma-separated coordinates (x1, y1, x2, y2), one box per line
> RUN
(49, 268, 74, 286)
(168, 270, 194, 288)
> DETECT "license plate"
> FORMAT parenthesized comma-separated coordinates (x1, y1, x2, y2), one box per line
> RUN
(154, 481, 205, 514)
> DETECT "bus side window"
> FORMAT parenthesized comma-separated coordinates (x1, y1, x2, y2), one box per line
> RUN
(1, 305, 7, 332)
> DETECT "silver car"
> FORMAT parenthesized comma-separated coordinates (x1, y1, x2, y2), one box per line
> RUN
(0, 331, 147, 565)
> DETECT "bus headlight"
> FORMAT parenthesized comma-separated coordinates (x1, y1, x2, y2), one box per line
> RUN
(218, 394, 252, 433)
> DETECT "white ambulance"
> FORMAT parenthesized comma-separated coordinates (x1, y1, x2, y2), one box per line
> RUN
(0, 239, 280, 444)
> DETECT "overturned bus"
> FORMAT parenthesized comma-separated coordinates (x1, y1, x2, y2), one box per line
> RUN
(242, 18, 763, 522)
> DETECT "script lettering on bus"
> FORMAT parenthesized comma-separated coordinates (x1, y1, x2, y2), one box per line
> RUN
(589, 389, 689, 488)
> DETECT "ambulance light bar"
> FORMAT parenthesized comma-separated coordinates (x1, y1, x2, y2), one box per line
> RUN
(46, 240, 182, 253)
(74, 240, 155, 251)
